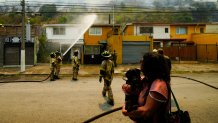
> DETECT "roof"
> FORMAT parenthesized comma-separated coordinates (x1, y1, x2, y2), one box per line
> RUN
(154, 39, 186, 41)
(91, 24, 120, 27)
(127, 22, 206, 26)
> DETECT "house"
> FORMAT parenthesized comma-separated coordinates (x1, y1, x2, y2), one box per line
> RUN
(190, 23, 218, 62)
(170, 23, 206, 45)
(44, 24, 84, 63)
(83, 24, 120, 64)
(117, 23, 153, 64)
(122, 22, 172, 49)
(0, 24, 41, 67)
(83, 24, 153, 64)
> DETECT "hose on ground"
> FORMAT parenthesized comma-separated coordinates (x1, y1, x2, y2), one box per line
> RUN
(171, 75, 218, 90)
(0, 74, 51, 83)
(82, 106, 122, 123)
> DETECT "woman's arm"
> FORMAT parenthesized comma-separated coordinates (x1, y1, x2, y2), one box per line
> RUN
(122, 91, 166, 119)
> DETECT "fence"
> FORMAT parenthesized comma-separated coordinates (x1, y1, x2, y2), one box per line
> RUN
(163, 44, 218, 62)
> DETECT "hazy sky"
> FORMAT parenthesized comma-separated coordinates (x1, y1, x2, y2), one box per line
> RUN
(0, 0, 217, 4)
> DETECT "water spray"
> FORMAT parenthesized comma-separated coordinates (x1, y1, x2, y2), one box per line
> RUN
(62, 14, 97, 57)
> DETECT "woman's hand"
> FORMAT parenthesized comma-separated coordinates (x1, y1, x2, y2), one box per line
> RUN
(122, 84, 131, 94)
(122, 105, 129, 116)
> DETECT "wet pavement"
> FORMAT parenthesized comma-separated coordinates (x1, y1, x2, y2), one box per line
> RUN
(0, 63, 218, 76)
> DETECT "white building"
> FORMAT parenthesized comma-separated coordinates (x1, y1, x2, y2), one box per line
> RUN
(133, 23, 171, 48)
(43, 24, 85, 61)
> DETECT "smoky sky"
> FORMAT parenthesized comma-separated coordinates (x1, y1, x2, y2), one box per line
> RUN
(0, 0, 217, 4)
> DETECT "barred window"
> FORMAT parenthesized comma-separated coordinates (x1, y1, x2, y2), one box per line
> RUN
(139, 27, 153, 34)
(53, 27, 65, 35)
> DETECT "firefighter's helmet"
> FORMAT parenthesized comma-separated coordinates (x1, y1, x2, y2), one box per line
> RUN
(50, 52, 55, 58)
(74, 50, 79, 55)
(55, 50, 61, 56)
(101, 51, 111, 58)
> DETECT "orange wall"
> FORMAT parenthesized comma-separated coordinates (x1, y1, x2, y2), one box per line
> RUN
(124, 25, 134, 35)
(170, 25, 205, 41)
(84, 27, 113, 45)
(107, 35, 122, 64)
(191, 33, 218, 44)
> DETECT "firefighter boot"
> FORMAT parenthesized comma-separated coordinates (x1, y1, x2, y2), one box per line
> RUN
(107, 100, 114, 106)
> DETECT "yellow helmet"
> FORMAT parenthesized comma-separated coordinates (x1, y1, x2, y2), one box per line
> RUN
(101, 51, 111, 58)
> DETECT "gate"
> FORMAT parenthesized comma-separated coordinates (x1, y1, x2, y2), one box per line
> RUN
(122, 42, 150, 64)
(4, 42, 34, 65)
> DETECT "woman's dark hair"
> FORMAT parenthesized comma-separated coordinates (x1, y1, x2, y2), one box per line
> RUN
(141, 52, 170, 83)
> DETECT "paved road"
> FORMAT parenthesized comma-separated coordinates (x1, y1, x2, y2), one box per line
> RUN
(0, 73, 217, 123)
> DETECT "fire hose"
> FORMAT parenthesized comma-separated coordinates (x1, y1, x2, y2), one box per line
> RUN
(171, 75, 218, 90)
(0, 74, 51, 83)
(82, 106, 122, 123)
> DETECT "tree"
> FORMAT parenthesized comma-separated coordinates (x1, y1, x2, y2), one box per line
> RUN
(58, 16, 67, 24)
(37, 34, 49, 63)
(39, 4, 57, 21)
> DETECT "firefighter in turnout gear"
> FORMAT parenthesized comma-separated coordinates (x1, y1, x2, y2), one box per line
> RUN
(50, 52, 56, 81)
(54, 50, 62, 79)
(72, 50, 80, 81)
(99, 51, 115, 106)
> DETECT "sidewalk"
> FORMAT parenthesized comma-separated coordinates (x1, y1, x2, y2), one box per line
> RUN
(0, 63, 218, 76)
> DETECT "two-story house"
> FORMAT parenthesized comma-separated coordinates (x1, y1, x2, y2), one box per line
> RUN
(128, 23, 171, 49)
(83, 23, 153, 64)
(83, 24, 120, 64)
(44, 24, 84, 63)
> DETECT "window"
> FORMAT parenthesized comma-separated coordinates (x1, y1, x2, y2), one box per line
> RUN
(176, 27, 187, 34)
(139, 27, 153, 34)
(165, 28, 169, 33)
(84, 45, 100, 55)
(53, 27, 65, 35)
(89, 27, 102, 35)
(200, 27, 204, 33)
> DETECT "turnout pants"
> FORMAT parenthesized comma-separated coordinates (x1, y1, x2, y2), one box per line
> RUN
(102, 79, 114, 101)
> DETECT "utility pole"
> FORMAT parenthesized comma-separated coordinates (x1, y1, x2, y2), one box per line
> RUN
(21, 0, 25, 72)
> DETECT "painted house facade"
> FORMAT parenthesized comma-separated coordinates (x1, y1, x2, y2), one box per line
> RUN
(170, 23, 206, 44)
(132, 23, 170, 48)
(44, 24, 84, 63)
(83, 24, 120, 64)
(84, 24, 153, 64)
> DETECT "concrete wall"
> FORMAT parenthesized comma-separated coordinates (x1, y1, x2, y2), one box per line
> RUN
(191, 33, 218, 44)
(153, 26, 170, 39)
(206, 24, 218, 33)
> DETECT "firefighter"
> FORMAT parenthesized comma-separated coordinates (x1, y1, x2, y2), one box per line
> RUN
(72, 50, 80, 81)
(158, 48, 171, 72)
(99, 51, 115, 106)
(112, 50, 117, 67)
(54, 50, 62, 79)
(50, 52, 56, 81)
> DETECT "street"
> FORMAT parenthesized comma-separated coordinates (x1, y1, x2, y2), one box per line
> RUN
(0, 73, 217, 123)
